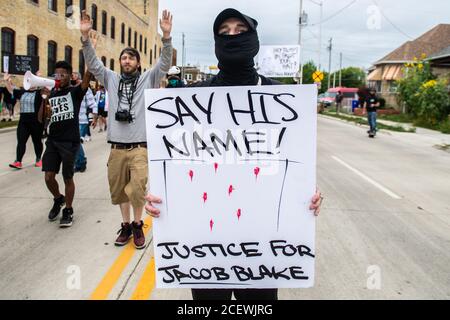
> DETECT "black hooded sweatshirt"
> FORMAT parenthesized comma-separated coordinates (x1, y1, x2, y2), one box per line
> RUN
(190, 8, 280, 88)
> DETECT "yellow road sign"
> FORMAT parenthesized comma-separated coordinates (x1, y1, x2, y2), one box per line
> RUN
(312, 70, 324, 82)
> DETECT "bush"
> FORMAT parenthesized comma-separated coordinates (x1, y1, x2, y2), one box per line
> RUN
(378, 97, 386, 109)
(397, 56, 435, 117)
(439, 119, 450, 134)
(416, 80, 450, 125)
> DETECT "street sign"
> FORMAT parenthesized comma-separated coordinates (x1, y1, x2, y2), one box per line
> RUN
(312, 70, 324, 82)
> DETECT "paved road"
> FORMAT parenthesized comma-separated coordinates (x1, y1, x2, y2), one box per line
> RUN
(0, 116, 449, 300)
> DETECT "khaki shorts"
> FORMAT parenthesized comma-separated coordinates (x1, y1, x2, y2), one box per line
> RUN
(107, 147, 148, 208)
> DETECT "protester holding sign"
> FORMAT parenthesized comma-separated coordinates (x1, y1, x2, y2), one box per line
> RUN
(145, 8, 323, 301)
(41, 61, 90, 228)
(1, 85, 17, 121)
(80, 9, 173, 249)
(3, 73, 45, 170)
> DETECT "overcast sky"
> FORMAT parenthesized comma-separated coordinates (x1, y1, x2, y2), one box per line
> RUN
(159, 0, 450, 72)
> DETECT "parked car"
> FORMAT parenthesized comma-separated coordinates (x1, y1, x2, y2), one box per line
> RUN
(318, 87, 359, 108)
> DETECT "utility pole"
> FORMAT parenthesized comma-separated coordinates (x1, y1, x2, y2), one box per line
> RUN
(327, 37, 332, 90)
(298, 0, 304, 84)
(339, 52, 343, 87)
(181, 33, 186, 81)
(318, 0, 323, 71)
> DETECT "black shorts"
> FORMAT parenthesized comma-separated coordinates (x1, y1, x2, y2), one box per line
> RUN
(98, 108, 108, 118)
(42, 139, 80, 180)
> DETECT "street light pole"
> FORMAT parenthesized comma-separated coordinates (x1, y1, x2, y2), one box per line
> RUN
(181, 32, 186, 81)
(318, 0, 323, 71)
(327, 37, 333, 90)
(298, 0, 304, 84)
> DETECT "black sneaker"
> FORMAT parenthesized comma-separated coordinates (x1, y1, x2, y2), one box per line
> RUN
(60, 208, 74, 228)
(48, 195, 65, 221)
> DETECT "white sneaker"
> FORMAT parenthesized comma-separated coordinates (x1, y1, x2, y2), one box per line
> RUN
(85, 136, 91, 142)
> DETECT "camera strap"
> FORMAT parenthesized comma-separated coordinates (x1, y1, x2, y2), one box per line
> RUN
(118, 75, 140, 112)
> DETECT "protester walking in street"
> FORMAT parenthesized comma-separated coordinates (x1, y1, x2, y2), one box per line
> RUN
(3, 73, 45, 169)
(145, 8, 323, 301)
(80, 9, 173, 249)
(1, 85, 17, 121)
(42, 61, 90, 228)
(166, 66, 184, 88)
(94, 85, 109, 132)
(71, 72, 97, 173)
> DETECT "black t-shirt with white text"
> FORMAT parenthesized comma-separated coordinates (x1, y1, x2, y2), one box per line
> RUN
(365, 95, 379, 112)
(48, 85, 87, 142)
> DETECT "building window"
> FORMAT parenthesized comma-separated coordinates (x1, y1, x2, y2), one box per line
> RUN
(185, 74, 192, 81)
(139, 35, 143, 52)
(134, 32, 137, 49)
(48, 0, 57, 12)
(27, 35, 39, 57)
(128, 28, 132, 47)
(159, 47, 161, 57)
(79, 0, 86, 12)
(111, 17, 116, 39)
(47, 41, 57, 76)
(65, 0, 73, 17)
(2, 28, 15, 63)
(121, 23, 125, 44)
(30, 0, 39, 3)
(150, 50, 152, 65)
(91, 4, 97, 30)
(79, 50, 85, 76)
(101, 56, 106, 66)
(101, 11, 107, 35)
(110, 59, 114, 71)
(154, 45, 156, 59)
(144, 38, 147, 55)
(65, 45, 72, 65)
(388, 81, 398, 93)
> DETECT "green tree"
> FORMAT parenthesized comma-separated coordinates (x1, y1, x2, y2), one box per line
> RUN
(328, 67, 366, 89)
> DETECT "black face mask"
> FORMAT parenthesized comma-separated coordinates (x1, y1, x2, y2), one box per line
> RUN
(70, 80, 78, 86)
(214, 31, 260, 86)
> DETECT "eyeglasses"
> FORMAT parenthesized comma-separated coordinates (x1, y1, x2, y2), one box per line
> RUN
(52, 73, 69, 80)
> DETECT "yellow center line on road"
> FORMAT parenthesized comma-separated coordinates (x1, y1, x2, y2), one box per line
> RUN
(90, 217, 153, 300)
(130, 257, 156, 300)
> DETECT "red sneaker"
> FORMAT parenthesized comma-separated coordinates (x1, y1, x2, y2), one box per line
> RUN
(35, 160, 43, 167)
(131, 221, 146, 250)
(9, 161, 22, 169)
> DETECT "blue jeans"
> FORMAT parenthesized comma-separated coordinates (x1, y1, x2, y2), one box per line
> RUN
(75, 124, 87, 170)
(368, 111, 377, 132)
(75, 144, 87, 170)
(80, 123, 89, 138)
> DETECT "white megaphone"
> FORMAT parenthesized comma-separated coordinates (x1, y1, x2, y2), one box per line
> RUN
(23, 71, 56, 90)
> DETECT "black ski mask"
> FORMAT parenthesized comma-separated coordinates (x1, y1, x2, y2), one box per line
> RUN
(213, 8, 260, 86)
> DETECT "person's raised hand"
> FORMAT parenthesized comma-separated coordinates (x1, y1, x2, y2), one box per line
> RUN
(159, 10, 173, 39)
(80, 10, 93, 40)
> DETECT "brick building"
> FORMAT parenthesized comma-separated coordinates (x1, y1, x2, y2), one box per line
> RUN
(1, 0, 166, 86)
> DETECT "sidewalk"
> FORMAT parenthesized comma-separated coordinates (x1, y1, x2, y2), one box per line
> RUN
(319, 113, 450, 148)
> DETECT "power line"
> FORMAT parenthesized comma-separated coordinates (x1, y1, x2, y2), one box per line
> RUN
(371, 0, 414, 39)
(310, 0, 358, 26)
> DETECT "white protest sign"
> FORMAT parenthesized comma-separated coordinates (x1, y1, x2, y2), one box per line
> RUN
(3, 55, 9, 73)
(145, 84, 317, 289)
(258, 45, 300, 78)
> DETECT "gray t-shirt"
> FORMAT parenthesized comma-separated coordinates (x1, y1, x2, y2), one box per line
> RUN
(82, 37, 173, 143)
